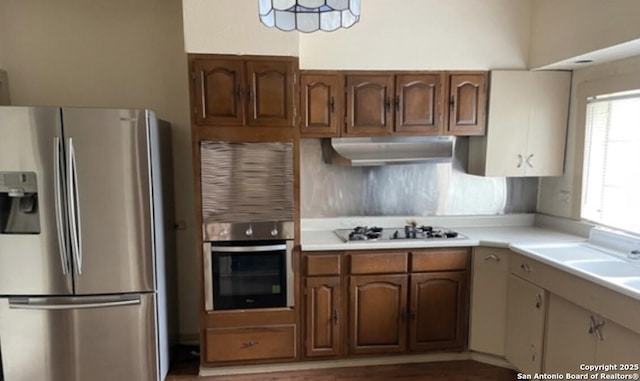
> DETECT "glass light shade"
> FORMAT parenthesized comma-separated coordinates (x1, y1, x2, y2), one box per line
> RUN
(258, 0, 360, 32)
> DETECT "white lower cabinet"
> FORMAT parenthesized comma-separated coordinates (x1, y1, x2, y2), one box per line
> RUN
(544, 294, 597, 373)
(545, 293, 640, 373)
(505, 274, 546, 373)
(469, 247, 510, 356)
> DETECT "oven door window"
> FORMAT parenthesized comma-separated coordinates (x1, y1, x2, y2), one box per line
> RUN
(212, 247, 286, 310)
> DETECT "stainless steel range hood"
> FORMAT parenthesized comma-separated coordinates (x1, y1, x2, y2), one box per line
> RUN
(321, 136, 455, 166)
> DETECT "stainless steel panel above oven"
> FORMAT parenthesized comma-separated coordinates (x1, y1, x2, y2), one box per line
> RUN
(203, 220, 293, 242)
(200, 142, 294, 227)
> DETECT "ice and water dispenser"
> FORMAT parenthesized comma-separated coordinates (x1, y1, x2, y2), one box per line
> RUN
(0, 172, 40, 234)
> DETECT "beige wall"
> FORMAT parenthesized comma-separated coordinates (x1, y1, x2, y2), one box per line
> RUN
(530, 0, 640, 69)
(182, 0, 531, 70)
(537, 55, 640, 219)
(299, 0, 531, 70)
(182, 0, 299, 56)
(0, 0, 198, 341)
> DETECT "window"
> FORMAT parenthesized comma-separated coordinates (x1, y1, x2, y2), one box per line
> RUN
(582, 90, 640, 235)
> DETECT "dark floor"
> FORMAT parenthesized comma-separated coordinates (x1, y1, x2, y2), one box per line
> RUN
(165, 346, 517, 381)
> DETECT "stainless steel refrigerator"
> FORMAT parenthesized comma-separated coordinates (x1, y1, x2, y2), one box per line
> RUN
(0, 106, 173, 381)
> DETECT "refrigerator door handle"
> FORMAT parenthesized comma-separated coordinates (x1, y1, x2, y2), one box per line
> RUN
(54, 137, 71, 275)
(8, 295, 141, 310)
(67, 137, 83, 275)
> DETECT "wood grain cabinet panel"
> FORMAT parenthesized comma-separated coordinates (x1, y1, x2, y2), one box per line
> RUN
(304, 277, 343, 357)
(193, 59, 245, 126)
(305, 253, 341, 276)
(409, 272, 467, 351)
(300, 72, 340, 137)
(395, 73, 445, 135)
(349, 252, 408, 274)
(447, 72, 487, 136)
(205, 325, 296, 363)
(246, 60, 295, 127)
(411, 248, 468, 272)
(349, 275, 408, 354)
(190, 55, 296, 130)
(345, 75, 394, 136)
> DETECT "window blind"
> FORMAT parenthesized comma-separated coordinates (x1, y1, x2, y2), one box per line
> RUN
(582, 90, 640, 234)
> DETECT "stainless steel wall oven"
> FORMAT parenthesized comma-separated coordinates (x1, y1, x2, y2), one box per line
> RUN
(200, 142, 295, 312)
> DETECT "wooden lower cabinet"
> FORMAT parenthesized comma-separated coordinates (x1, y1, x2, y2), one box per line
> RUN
(302, 249, 470, 360)
(349, 275, 408, 354)
(205, 325, 296, 363)
(304, 277, 343, 357)
(410, 272, 467, 351)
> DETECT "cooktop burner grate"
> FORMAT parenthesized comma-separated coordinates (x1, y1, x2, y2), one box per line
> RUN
(334, 224, 465, 243)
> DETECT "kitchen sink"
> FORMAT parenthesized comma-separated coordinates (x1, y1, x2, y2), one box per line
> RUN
(564, 260, 640, 278)
(512, 242, 640, 278)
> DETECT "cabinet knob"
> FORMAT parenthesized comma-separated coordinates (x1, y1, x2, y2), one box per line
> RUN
(329, 97, 335, 113)
(332, 309, 339, 325)
(535, 293, 542, 309)
(517, 154, 524, 168)
(520, 263, 532, 273)
(385, 97, 392, 112)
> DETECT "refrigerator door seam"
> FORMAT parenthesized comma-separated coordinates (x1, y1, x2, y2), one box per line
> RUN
(53, 137, 71, 275)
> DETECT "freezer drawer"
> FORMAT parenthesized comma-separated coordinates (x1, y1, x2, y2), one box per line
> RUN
(0, 293, 159, 381)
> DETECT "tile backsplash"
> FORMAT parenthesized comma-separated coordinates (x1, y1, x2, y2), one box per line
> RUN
(300, 138, 538, 217)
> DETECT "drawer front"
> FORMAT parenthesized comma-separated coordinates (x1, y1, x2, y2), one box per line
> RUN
(509, 253, 543, 284)
(349, 252, 408, 274)
(205, 325, 296, 362)
(305, 253, 341, 276)
(411, 248, 469, 272)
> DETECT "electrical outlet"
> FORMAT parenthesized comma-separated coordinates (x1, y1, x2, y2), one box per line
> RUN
(558, 190, 571, 204)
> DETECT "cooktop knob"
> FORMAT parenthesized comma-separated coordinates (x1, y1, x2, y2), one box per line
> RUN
(245, 226, 253, 236)
(271, 228, 278, 237)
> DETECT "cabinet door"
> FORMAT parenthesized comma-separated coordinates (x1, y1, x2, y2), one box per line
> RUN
(395, 74, 444, 135)
(409, 272, 468, 351)
(193, 59, 245, 126)
(246, 59, 295, 127)
(349, 275, 407, 354)
(447, 72, 487, 136)
(304, 277, 343, 357)
(345, 75, 394, 136)
(505, 274, 546, 374)
(595, 317, 640, 365)
(469, 248, 510, 356)
(544, 294, 596, 373)
(524, 71, 571, 176)
(482, 71, 530, 176)
(300, 73, 340, 137)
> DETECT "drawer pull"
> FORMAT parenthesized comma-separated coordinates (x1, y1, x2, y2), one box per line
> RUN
(535, 293, 542, 309)
(484, 254, 500, 262)
(241, 340, 259, 348)
(520, 263, 532, 273)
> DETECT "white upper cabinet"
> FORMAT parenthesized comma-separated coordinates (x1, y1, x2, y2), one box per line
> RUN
(468, 70, 571, 177)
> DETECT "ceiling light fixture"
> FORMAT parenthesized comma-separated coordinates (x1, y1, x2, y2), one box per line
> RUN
(258, 0, 361, 33)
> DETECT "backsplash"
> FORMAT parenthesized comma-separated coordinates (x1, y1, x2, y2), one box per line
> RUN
(300, 138, 538, 217)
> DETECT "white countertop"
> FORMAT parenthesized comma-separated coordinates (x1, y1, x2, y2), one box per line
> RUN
(301, 214, 587, 251)
(301, 214, 640, 301)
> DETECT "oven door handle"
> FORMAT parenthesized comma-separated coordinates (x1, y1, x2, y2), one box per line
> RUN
(210, 244, 287, 253)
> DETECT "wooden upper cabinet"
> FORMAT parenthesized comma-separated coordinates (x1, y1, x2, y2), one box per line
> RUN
(193, 59, 245, 126)
(349, 274, 407, 355)
(345, 74, 394, 136)
(190, 55, 297, 129)
(447, 72, 487, 136)
(395, 73, 445, 135)
(300, 72, 340, 137)
(246, 59, 295, 127)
